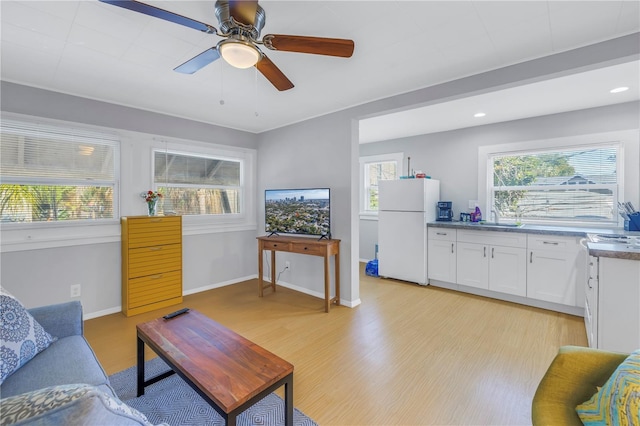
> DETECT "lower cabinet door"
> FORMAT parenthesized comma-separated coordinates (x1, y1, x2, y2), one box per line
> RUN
(428, 239, 456, 282)
(526, 249, 576, 305)
(488, 246, 527, 297)
(456, 242, 489, 289)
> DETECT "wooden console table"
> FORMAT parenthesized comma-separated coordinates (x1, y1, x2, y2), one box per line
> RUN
(257, 235, 340, 312)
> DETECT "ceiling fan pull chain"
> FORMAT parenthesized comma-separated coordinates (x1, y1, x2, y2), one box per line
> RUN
(254, 67, 260, 117)
(219, 61, 225, 106)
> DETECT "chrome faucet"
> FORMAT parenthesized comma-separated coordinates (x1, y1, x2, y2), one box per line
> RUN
(491, 209, 499, 224)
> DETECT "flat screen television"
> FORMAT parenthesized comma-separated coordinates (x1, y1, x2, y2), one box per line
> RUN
(265, 188, 330, 238)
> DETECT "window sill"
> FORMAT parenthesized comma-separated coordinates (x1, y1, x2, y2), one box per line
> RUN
(359, 213, 379, 221)
(1, 218, 257, 252)
(0, 222, 121, 253)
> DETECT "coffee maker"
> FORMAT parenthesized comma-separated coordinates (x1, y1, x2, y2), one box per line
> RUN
(436, 201, 453, 221)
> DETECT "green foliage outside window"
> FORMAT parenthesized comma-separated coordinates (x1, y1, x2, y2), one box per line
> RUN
(492, 146, 617, 223)
(0, 184, 113, 223)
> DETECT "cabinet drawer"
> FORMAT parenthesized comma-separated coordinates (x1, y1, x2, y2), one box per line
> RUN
(127, 217, 181, 248)
(457, 229, 526, 248)
(428, 227, 456, 241)
(527, 235, 578, 252)
(290, 243, 325, 256)
(128, 244, 182, 278)
(128, 270, 182, 309)
(262, 240, 290, 251)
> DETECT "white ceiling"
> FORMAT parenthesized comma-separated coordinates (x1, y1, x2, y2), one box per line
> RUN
(2, 1, 639, 140)
(359, 60, 640, 143)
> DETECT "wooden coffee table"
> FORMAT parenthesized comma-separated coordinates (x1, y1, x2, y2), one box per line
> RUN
(136, 309, 294, 426)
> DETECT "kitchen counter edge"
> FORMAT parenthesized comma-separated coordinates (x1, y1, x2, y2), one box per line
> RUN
(427, 221, 640, 261)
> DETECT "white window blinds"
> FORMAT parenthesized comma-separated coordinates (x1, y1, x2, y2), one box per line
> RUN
(0, 117, 119, 223)
(490, 143, 619, 224)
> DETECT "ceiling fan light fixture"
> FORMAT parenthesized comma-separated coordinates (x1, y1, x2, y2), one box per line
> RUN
(219, 39, 260, 69)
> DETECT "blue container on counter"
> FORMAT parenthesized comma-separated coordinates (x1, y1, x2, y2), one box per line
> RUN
(625, 212, 640, 231)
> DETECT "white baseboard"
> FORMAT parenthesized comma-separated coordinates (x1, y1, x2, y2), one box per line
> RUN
(83, 306, 122, 320)
(429, 279, 584, 317)
(84, 274, 358, 319)
(183, 275, 257, 296)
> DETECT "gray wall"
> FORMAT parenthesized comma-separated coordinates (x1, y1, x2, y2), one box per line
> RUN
(359, 102, 640, 261)
(257, 112, 357, 304)
(0, 82, 260, 317)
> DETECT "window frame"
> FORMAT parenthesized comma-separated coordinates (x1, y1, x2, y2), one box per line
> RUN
(359, 152, 403, 219)
(148, 139, 256, 234)
(478, 131, 639, 228)
(152, 149, 244, 217)
(0, 115, 120, 228)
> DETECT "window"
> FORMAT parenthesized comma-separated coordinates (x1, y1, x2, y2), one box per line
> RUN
(359, 153, 403, 215)
(153, 150, 243, 216)
(0, 118, 119, 224)
(489, 143, 620, 225)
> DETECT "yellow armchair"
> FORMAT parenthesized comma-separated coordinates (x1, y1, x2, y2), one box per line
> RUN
(532, 345, 629, 425)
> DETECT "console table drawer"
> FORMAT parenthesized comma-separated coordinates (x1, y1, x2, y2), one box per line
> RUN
(290, 243, 325, 256)
(262, 241, 289, 251)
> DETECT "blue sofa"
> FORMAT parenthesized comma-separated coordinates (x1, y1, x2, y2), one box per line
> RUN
(0, 301, 164, 425)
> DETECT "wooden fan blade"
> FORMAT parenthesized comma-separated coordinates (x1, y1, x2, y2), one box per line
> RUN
(256, 55, 294, 91)
(264, 34, 354, 58)
(229, 0, 258, 26)
(174, 48, 220, 74)
(99, 0, 216, 34)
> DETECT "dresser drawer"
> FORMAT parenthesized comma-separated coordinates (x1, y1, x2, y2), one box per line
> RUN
(290, 242, 325, 256)
(127, 217, 181, 248)
(128, 244, 182, 278)
(128, 270, 182, 309)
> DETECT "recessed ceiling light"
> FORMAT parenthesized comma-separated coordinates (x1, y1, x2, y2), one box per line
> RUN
(474, 112, 486, 118)
(610, 87, 629, 93)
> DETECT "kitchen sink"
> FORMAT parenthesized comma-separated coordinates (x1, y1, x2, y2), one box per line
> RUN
(589, 233, 640, 246)
(468, 222, 524, 228)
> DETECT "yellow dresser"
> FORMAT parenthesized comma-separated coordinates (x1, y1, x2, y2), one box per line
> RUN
(121, 216, 182, 316)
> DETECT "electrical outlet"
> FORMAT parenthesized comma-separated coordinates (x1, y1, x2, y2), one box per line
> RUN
(285, 261, 290, 270)
(70, 284, 81, 298)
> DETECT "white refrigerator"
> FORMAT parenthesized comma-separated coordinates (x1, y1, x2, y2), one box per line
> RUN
(378, 178, 440, 285)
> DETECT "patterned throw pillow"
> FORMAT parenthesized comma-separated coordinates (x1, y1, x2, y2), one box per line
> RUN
(0, 384, 161, 425)
(576, 349, 640, 425)
(0, 287, 56, 384)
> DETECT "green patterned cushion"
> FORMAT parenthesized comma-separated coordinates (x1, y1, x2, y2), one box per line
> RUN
(0, 287, 56, 384)
(576, 349, 640, 425)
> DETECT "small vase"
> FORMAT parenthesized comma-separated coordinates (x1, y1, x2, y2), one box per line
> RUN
(147, 200, 158, 216)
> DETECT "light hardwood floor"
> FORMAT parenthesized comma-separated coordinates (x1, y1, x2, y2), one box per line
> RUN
(85, 264, 587, 425)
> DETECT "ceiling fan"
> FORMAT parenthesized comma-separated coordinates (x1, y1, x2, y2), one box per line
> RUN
(99, 0, 355, 91)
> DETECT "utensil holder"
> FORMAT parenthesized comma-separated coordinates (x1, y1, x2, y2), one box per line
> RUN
(624, 212, 640, 231)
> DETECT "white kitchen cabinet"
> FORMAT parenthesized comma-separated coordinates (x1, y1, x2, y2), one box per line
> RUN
(527, 235, 581, 306)
(427, 228, 456, 283)
(597, 256, 640, 353)
(456, 230, 527, 296)
(489, 245, 527, 297)
(457, 242, 489, 289)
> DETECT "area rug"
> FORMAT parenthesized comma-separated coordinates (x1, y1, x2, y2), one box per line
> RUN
(109, 357, 317, 426)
